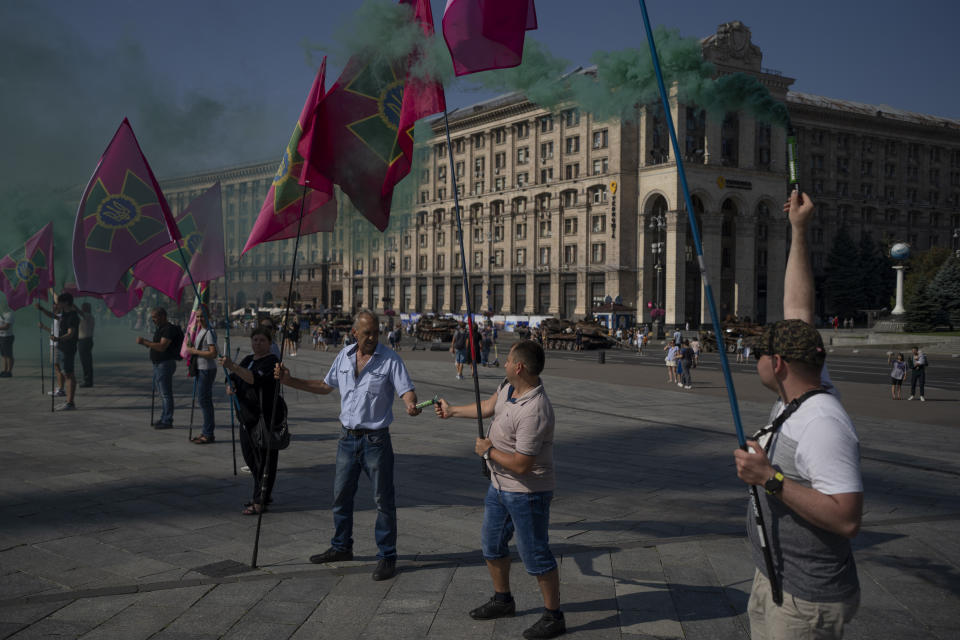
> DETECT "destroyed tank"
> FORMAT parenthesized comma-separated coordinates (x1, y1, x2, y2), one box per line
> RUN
(415, 316, 459, 343)
(539, 318, 615, 350)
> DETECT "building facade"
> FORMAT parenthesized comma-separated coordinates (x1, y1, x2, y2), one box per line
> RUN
(161, 22, 960, 326)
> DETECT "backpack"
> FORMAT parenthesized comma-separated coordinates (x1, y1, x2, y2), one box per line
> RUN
(453, 330, 467, 350)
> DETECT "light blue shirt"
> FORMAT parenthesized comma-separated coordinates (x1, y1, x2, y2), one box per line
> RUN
(324, 342, 415, 430)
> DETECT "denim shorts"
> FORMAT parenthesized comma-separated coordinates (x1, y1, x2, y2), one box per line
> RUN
(455, 349, 467, 364)
(481, 485, 557, 576)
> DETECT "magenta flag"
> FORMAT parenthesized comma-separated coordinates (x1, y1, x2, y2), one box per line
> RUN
(135, 183, 225, 303)
(243, 60, 337, 256)
(442, 0, 537, 77)
(72, 119, 180, 294)
(63, 269, 145, 318)
(0, 223, 55, 310)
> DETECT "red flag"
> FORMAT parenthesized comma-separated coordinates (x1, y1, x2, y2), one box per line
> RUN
(135, 182, 226, 303)
(72, 119, 180, 294)
(442, 0, 537, 77)
(63, 269, 145, 318)
(243, 60, 337, 255)
(299, 0, 446, 231)
(0, 223, 55, 310)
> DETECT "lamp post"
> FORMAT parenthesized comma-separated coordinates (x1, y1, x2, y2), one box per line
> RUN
(953, 228, 960, 258)
(649, 211, 666, 339)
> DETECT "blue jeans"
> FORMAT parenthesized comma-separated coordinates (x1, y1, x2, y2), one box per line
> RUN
(482, 485, 557, 576)
(196, 369, 216, 438)
(153, 360, 176, 425)
(331, 427, 396, 559)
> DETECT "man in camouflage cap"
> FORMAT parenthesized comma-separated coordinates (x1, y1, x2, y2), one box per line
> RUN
(734, 192, 863, 640)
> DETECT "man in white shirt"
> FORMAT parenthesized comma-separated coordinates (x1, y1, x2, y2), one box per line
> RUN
(0, 304, 14, 378)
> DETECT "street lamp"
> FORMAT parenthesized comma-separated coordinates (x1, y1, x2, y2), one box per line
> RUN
(953, 228, 960, 258)
(649, 211, 666, 338)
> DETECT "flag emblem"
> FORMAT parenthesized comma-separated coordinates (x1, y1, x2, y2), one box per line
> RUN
(4, 248, 46, 291)
(83, 171, 167, 252)
(271, 124, 310, 213)
(159, 214, 203, 269)
(345, 63, 408, 166)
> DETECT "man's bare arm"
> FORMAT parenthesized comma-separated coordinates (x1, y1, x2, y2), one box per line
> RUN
(782, 191, 815, 324)
(275, 363, 334, 394)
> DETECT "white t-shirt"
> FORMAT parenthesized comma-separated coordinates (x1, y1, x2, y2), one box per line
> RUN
(193, 328, 219, 370)
(0, 311, 13, 337)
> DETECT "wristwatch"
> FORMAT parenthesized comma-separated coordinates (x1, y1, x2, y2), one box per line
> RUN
(482, 446, 494, 461)
(764, 471, 785, 495)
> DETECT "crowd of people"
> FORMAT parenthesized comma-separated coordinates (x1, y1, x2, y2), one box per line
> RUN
(5, 191, 945, 639)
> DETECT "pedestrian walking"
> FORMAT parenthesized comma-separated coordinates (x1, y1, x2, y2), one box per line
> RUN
(664, 340, 678, 383)
(734, 191, 862, 640)
(908, 346, 927, 401)
(186, 311, 218, 444)
(136, 307, 182, 429)
(678, 340, 694, 389)
(276, 310, 421, 581)
(450, 322, 468, 379)
(220, 327, 281, 514)
(435, 340, 565, 639)
(889, 352, 906, 400)
(38, 293, 80, 411)
(77, 302, 95, 387)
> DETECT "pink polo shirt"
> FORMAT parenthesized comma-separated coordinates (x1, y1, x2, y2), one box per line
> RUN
(486, 379, 556, 493)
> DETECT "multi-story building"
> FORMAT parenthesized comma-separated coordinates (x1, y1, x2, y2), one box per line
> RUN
(162, 21, 960, 326)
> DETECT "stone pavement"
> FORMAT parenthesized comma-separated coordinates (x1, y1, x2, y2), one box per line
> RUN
(1, 329, 958, 639)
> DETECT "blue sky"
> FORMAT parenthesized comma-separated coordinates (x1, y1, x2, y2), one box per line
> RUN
(2, 0, 956, 183)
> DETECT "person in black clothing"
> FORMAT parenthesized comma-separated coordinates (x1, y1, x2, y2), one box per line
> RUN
(220, 327, 281, 515)
(38, 293, 81, 410)
(136, 307, 181, 429)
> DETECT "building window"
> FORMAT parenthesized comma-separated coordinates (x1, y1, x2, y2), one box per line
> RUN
(565, 136, 580, 154)
(836, 157, 849, 174)
(562, 190, 577, 207)
(455, 161, 464, 179)
(474, 251, 483, 268)
(454, 138, 464, 153)
(540, 141, 553, 160)
(494, 151, 506, 170)
(592, 129, 608, 149)
(494, 177, 505, 191)
(592, 186, 607, 203)
(562, 108, 580, 126)
(437, 143, 446, 158)
(437, 230, 446, 246)
(837, 182, 849, 197)
(539, 219, 552, 237)
(437, 165, 446, 181)
(493, 249, 504, 267)
(437, 187, 446, 200)
(403, 256, 411, 271)
(592, 215, 606, 232)
(473, 227, 483, 242)
(419, 233, 427, 248)
(472, 181, 484, 195)
(515, 222, 527, 239)
(539, 247, 551, 265)
(516, 248, 526, 266)
(473, 133, 485, 149)
(539, 116, 554, 133)
(515, 122, 529, 139)
(494, 127, 506, 144)
(418, 255, 427, 270)
(437, 254, 445, 270)
(540, 167, 553, 183)
(420, 169, 429, 183)
(474, 156, 485, 177)
(591, 243, 605, 263)
(517, 172, 528, 187)
(908, 143, 920, 161)
(564, 163, 580, 179)
(564, 244, 577, 264)
(517, 147, 529, 164)
(592, 158, 609, 175)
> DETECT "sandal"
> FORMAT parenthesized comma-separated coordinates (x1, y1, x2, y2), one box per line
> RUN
(192, 435, 215, 444)
(242, 503, 266, 515)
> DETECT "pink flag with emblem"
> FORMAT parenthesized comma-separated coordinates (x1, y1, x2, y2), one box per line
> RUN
(135, 182, 225, 303)
(0, 222, 55, 310)
(442, 0, 537, 77)
(72, 119, 180, 294)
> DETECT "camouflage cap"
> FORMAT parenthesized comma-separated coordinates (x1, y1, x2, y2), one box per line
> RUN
(748, 319, 826, 368)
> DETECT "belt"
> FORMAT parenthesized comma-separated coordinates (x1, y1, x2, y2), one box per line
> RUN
(342, 427, 387, 437)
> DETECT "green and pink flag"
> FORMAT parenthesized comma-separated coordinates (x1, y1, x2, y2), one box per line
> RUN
(72, 118, 180, 294)
(64, 269, 145, 318)
(442, 0, 537, 77)
(298, 0, 446, 231)
(135, 182, 225, 303)
(0, 222, 55, 310)
(243, 59, 337, 256)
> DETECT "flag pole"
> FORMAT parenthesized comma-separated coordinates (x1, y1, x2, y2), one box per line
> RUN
(251, 180, 309, 569)
(634, 0, 782, 604)
(188, 374, 198, 441)
(441, 109, 488, 477)
(222, 239, 239, 475)
(38, 309, 45, 395)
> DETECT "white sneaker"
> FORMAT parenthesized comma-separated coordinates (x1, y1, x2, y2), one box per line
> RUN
(677, 382, 683, 387)
(920, 396, 926, 402)
(685, 385, 692, 389)
(907, 395, 915, 401)
(56, 402, 76, 411)
(240, 465, 251, 474)
(48, 388, 65, 397)
(457, 374, 463, 380)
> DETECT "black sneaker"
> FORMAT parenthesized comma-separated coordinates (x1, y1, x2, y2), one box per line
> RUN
(372, 557, 396, 581)
(522, 612, 566, 639)
(153, 422, 173, 430)
(469, 596, 516, 620)
(309, 547, 353, 564)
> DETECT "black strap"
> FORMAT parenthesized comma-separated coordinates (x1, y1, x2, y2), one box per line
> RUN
(755, 388, 829, 453)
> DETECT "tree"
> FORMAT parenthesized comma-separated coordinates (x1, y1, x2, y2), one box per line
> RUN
(824, 226, 865, 317)
(857, 232, 893, 310)
(904, 281, 941, 332)
(927, 254, 960, 330)
(903, 247, 951, 303)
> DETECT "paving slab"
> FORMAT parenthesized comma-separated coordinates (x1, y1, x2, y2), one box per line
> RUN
(0, 332, 957, 638)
